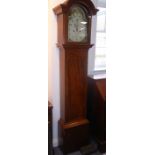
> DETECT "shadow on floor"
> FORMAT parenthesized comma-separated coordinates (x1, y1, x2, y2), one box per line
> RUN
(53, 147, 106, 155)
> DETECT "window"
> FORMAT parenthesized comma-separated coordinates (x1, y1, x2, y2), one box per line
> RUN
(94, 7, 106, 71)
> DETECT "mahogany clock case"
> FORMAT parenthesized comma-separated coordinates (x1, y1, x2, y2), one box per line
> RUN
(53, 0, 98, 153)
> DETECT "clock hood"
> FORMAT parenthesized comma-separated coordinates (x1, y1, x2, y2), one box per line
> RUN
(53, 0, 98, 16)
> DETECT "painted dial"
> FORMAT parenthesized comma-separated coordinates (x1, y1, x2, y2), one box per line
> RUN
(68, 5, 88, 42)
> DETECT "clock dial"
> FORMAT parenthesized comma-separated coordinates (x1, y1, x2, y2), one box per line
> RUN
(68, 5, 88, 42)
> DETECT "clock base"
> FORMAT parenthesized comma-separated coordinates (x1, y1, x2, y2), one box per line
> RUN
(58, 119, 90, 154)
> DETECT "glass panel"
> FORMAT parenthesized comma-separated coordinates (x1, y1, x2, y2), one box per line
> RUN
(96, 32, 106, 48)
(68, 5, 88, 42)
(95, 47, 106, 70)
(96, 7, 106, 32)
(95, 7, 106, 71)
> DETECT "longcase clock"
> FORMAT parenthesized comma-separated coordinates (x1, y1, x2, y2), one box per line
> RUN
(53, 0, 98, 153)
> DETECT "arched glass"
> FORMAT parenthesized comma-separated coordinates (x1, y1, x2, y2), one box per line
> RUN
(68, 5, 88, 42)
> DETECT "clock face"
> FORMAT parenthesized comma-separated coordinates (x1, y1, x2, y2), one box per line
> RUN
(68, 5, 88, 42)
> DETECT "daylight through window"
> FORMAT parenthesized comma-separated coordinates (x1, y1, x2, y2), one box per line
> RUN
(95, 7, 106, 71)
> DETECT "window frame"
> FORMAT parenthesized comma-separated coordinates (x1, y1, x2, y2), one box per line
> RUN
(88, 1, 106, 75)
(95, 7, 106, 72)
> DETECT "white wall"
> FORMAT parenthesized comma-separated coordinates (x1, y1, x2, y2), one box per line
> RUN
(48, 0, 65, 147)
(48, 0, 100, 147)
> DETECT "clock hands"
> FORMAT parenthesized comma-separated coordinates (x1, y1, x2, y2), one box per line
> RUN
(73, 19, 85, 32)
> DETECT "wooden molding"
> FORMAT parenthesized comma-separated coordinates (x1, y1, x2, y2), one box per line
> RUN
(53, 0, 98, 15)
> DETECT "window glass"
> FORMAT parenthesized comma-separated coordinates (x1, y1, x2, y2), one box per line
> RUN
(95, 7, 106, 71)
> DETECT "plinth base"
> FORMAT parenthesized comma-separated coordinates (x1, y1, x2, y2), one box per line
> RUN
(58, 119, 90, 154)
